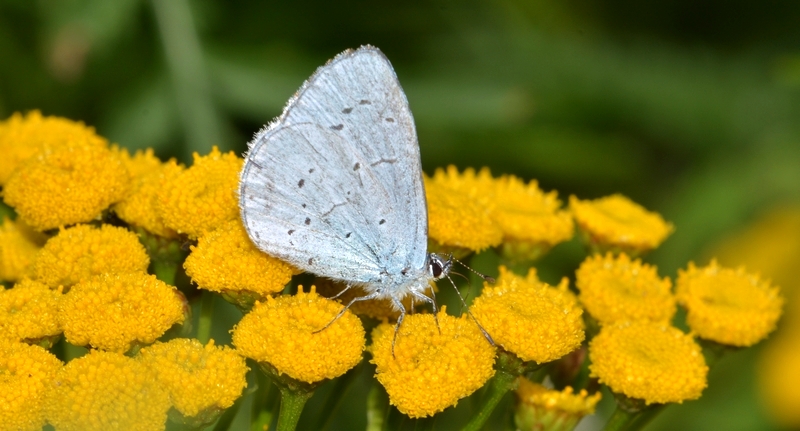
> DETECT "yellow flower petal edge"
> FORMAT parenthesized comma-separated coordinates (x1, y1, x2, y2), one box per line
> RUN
(138, 338, 249, 418)
(0, 218, 45, 282)
(575, 252, 675, 325)
(3, 138, 129, 231)
(368, 310, 496, 418)
(58, 272, 187, 352)
(156, 146, 242, 239)
(185, 219, 296, 296)
(0, 110, 108, 185)
(471, 266, 585, 364)
(30, 224, 150, 289)
(569, 194, 674, 255)
(0, 279, 61, 343)
(514, 378, 601, 431)
(232, 286, 365, 383)
(589, 321, 708, 404)
(0, 341, 63, 431)
(45, 349, 170, 431)
(676, 260, 783, 347)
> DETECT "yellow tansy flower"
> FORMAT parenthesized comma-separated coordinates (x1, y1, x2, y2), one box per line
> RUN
(156, 146, 242, 239)
(113, 148, 178, 238)
(232, 286, 365, 383)
(575, 253, 675, 325)
(3, 138, 129, 231)
(369, 310, 496, 418)
(589, 321, 708, 404)
(0, 341, 62, 431)
(758, 317, 800, 428)
(0, 279, 61, 343)
(46, 349, 170, 431)
(58, 272, 187, 352)
(569, 194, 674, 255)
(0, 110, 108, 185)
(676, 260, 783, 347)
(184, 220, 296, 299)
(138, 338, 248, 420)
(30, 224, 150, 289)
(0, 218, 45, 282)
(315, 277, 429, 321)
(471, 266, 585, 364)
(514, 378, 601, 431)
(424, 169, 503, 254)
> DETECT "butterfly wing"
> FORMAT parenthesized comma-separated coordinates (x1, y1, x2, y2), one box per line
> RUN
(239, 46, 428, 284)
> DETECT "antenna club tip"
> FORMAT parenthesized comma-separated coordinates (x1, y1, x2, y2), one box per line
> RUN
(484, 276, 496, 284)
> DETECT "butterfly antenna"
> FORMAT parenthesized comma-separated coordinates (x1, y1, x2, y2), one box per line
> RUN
(452, 257, 495, 284)
(444, 274, 495, 346)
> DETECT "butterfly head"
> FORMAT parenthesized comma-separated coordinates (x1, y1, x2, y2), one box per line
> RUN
(427, 253, 453, 281)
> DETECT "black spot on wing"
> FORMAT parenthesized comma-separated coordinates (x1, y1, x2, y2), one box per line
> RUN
(308, 258, 314, 265)
(288, 229, 295, 235)
(308, 168, 315, 173)
(359, 99, 371, 105)
(342, 107, 353, 114)
(385, 117, 395, 123)
(379, 219, 386, 225)
(305, 217, 311, 225)
(346, 232, 351, 238)
(331, 124, 344, 131)
(298, 179, 305, 188)
(353, 162, 361, 171)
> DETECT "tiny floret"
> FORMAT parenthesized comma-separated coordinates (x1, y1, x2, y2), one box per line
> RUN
(0, 341, 62, 431)
(676, 260, 783, 347)
(232, 286, 365, 383)
(514, 378, 601, 431)
(575, 252, 675, 325)
(570, 194, 673, 255)
(369, 310, 496, 418)
(0, 218, 45, 282)
(0, 279, 61, 343)
(30, 224, 150, 289)
(45, 349, 170, 431)
(138, 338, 249, 418)
(156, 146, 242, 239)
(58, 272, 187, 352)
(471, 266, 585, 364)
(589, 321, 708, 404)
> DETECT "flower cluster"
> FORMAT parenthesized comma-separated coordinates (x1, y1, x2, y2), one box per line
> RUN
(0, 110, 784, 431)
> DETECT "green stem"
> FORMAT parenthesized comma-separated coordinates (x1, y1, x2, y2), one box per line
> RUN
(275, 385, 314, 431)
(196, 291, 215, 344)
(461, 369, 517, 431)
(603, 406, 635, 431)
(152, 259, 178, 286)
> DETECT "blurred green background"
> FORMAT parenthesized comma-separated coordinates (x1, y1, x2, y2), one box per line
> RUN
(2, 0, 799, 430)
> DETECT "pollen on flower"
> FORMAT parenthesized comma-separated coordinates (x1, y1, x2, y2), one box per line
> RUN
(0, 341, 62, 431)
(0, 110, 108, 185)
(569, 194, 674, 255)
(676, 260, 783, 347)
(113, 148, 178, 238)
(471, 266, 585, 364)
(2, 133, 129, 231)
(58, 272, 187, 352)
(138, 338, 249, 418)
(45, 349, 170, 431)
(368, 310, 496, 418)
(424, 170, 503, 255)
(232, 286, 365, 383)
(589, 320, 708, 405)
(0, 218, 45, 282)
(156, 146, 242, 239)
(514, 378, 601, 431)
(30, 224, 150, 289)
(185, 220, 296, 297)
(575, 252, 675, 325)
(0, 279, 61, 343)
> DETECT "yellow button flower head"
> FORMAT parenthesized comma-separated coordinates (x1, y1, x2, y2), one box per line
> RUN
(514, 378, 601, 431)
(758, 316, 800, 427)
(0, 218, 45, 282)
(471, 267, 585, 364)
(0, 341, 62, 431)
(58, 272, 187, 352)
(575, 252, 675, 325)
(232, 286, 364, 383)
(185, 220, 296, 299)
(569, 194, 674, 256)
(368, 310, 496, 418)
(30, 224, 150, 289)
(138, 338, 248, 420)
(0, 279, 61, 343)
(589, 321, 708, 404)
(0, 110, 108, 185)
(424, 168, 503, 255)
(46, 349, 170, 431)
(156, 146, 242, 239)
(113, 148, 178, 238)
(676, 260, 783, 347)
(3, 134, 129, 231)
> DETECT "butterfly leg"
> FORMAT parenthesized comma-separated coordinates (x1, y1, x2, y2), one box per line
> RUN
(328, 283, 354, 300)
(390, 296, 407, 357)
(314, 290, 382, 333)
(410, 289, 441, 335)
